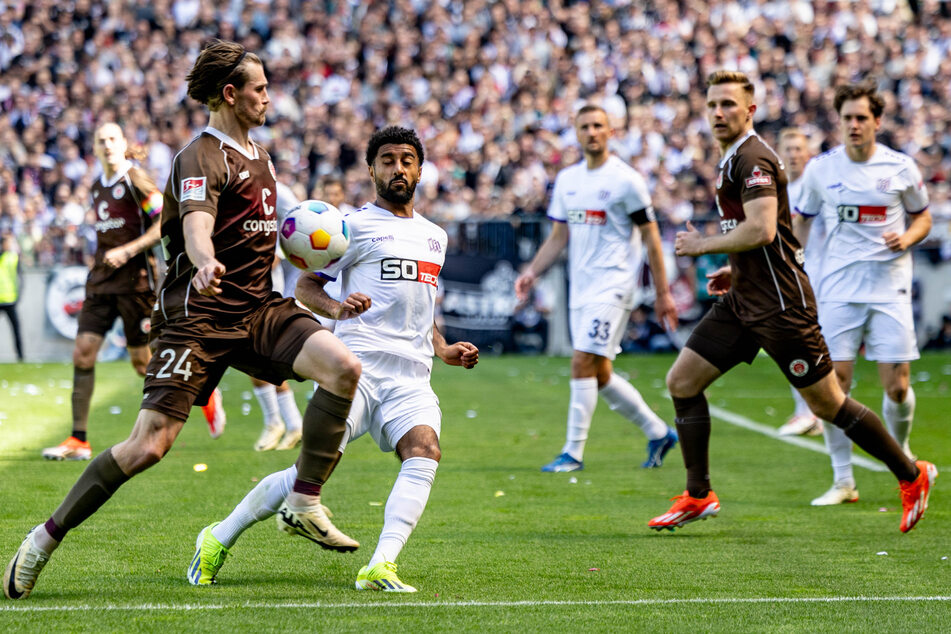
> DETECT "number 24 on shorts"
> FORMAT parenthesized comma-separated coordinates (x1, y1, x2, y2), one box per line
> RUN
(588, 319, 611, 343)
(155, 348, 194, 381)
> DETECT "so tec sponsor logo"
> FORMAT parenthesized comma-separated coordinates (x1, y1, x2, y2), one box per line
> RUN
(380, 258, 442, 287)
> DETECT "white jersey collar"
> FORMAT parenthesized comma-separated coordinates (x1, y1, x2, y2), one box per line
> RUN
(364, 201, 417, 219)
(100, 160, 133, 188)
(718, 129, 757, 169)
(204, 126, 259, 161)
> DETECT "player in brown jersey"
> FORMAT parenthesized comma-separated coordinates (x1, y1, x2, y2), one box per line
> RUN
(647, 71, 936, 535)
(41, 123, 163, 462)
(4, 40, 362, 600)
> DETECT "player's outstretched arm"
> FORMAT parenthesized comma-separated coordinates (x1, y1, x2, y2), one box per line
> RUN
(183, 211, 226, 296)
(675, 198, 777, 257)
(296, 273, 371, 320)
(433, 323, 478, 369)
(515, 222, 568, 301)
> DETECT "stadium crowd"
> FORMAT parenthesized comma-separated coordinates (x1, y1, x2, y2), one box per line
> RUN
(1, 0, 950, 272)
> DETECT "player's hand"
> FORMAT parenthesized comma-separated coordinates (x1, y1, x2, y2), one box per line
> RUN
(103, 246, 131, 269)
(882, 231, 908, 252)
(675, 221, 705, 256)
(334, 292, 371, 320)
(193, 260, 226, 296)
(514, 271, 536, 301)
(654, 291, 679, 331)
(441, 341, 479, 369)
(705, 265, 732, 296)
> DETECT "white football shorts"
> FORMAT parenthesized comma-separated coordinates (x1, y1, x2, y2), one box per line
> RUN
(817, 301, 919, 363)
(570, 303, 631, 360)
(335, 351, 441, 453)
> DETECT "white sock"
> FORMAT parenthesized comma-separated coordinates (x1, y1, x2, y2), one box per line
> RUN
(561, 377, 599, 461)
(368, 456, 438, 567)
(790, 385, 812, 417)
(882, 386, 914, 455)
(822, 424, 855, 487)
(277, 388, 303, 432)
(253, 385, 281, 427)
(598, 373, 668, 440)
(212, 465, 297, 548)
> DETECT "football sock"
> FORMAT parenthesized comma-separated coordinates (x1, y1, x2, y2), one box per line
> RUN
(47, 447, 129, 542)
(277, 387, 303, 432)
(369, 457, 437, 567)
(213, 465, 297, 548)
(561, 377, 599, 461)
(833, 397, 917, 482)
(71, 366, 95, 435)
(253, 384, 281, 427)
(882, 386, 914, 456)
(294, 387, 351, 494)
(599, 373, 668, 440)
(822, 423, 855, 486)
(790, 385, 812, 418)
(672, 393, 711, 498)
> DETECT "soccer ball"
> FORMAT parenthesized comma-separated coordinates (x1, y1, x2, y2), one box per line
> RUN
(279, 200, 351, 271)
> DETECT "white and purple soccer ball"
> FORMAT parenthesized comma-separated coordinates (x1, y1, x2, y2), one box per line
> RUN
(279, 200, 350, 271)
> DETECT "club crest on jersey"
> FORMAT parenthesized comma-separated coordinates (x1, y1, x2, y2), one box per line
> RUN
(745, 166, 771, 188)
(181, 177, 206, 202)
(789, 359, 809, 377)
(567, 209, 607, 225)
(877, 178, 890, 192)
(267, 160, 277, 181)
(380, 258, 442, 287)
(112, 184, 125, 199)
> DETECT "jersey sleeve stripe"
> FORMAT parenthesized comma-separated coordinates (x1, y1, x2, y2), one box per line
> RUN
(547, 215, 567, 223)
(907, 205, 929, 215)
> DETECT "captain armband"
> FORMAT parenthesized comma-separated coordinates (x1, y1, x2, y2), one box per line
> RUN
(630, 206, 656, 226)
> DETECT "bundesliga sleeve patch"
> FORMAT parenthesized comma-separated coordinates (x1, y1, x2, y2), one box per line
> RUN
(181, 177, 207, 202)
(745, 166, 772, 188)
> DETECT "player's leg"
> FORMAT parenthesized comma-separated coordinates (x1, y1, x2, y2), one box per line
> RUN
(813, 361, 859, 505)
(42, 331, 104, 461)
(275, 381, 303, 450)
(5, 408, 184, 599)
(798, 372, 935, 532)
(879, 362, 914, 459)
(251, 376, 285, 451)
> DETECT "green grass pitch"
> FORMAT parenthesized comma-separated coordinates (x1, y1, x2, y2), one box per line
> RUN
(0, 352, 949, 631)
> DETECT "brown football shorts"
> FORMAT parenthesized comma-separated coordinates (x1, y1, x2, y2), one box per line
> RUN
(142, 295, 324, 421)
(77, 291, 155, 347)
(685, 300, 834, 388)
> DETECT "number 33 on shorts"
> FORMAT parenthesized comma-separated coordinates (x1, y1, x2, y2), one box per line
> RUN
(588, 318, 612, 343)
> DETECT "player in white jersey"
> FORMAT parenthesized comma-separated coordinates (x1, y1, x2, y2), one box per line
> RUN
(248, 181, 306, 451)
(515, 104, 679, 473)
(187, 126, 478, 593)
(795, 83, 932, 506)
(776, 128, 824, 437)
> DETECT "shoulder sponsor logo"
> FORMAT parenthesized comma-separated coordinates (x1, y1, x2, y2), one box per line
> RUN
(789, 359, 809, 377)
(566, 191, 576, 196)
(239, 170, 250, 180)
(371, 235, 395, 243)
(380, 258, 442, 287)
(181, 177, 206, 202)
(567, 209, 607, 225)
(745, 165, 772, 188)
(112, 184, 125, 199)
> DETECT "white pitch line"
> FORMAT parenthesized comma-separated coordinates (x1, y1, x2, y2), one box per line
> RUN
(707, 405, 888, 472)
(2, 596, 951, 612)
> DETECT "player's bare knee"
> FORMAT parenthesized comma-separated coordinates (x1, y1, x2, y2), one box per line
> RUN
(666, 367, 696, 399)
(886, 384, 908, 403)
(337, 352, 361, 392)
(398, 439, 440, 462)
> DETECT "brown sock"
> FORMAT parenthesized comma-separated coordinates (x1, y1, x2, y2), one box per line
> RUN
(293, 388, 351, 495)
(71, 366, 95, 436)
(833, 397, 917, 482)
(46, 447, 130, 541)
(672, 393, 712, 498)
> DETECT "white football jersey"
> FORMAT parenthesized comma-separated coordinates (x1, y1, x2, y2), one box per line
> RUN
(547, 155, 652, 309)
(788, 175, 826, 290)
(318, 202, 447, 369)
(796, 144, 928, 303)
